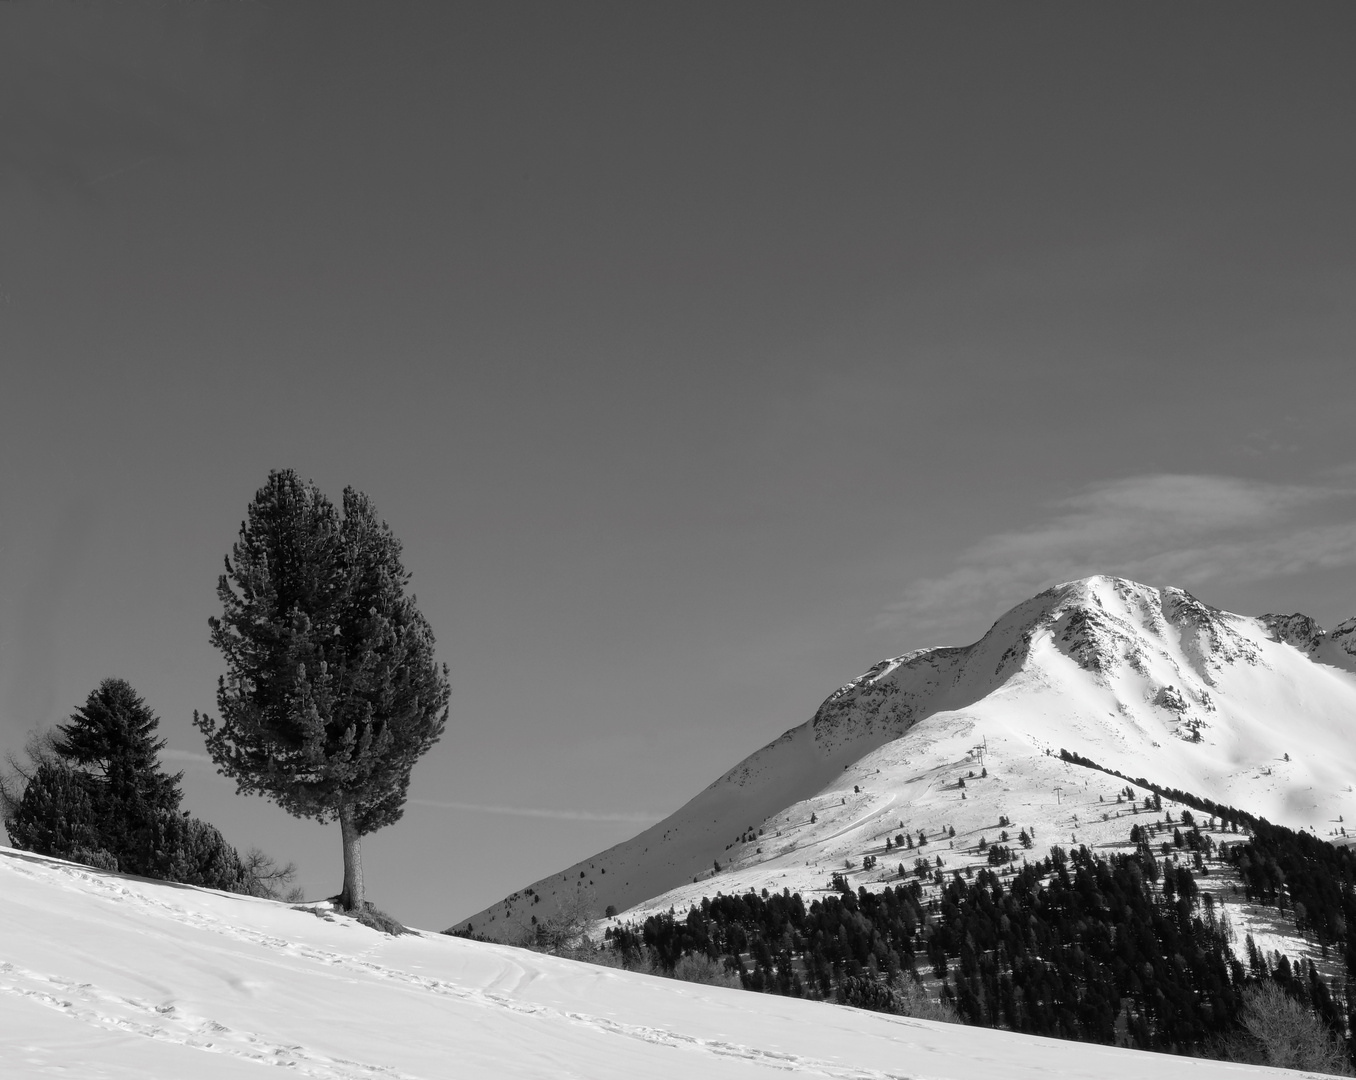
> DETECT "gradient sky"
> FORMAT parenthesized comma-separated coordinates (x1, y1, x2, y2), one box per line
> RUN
(2, 2, 1354, 931)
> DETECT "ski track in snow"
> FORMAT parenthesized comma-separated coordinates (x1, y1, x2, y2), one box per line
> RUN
(807, 793, 899, 849)
(1, 856, 926, 1080)
(2, 841, 1325, 1079)
(0, 960, 410, 1080)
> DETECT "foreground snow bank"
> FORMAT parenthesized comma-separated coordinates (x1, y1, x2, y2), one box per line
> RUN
(0, 847, 1304, 1078)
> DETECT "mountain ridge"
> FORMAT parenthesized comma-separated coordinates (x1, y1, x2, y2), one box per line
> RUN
(452, 576, 1356, 938)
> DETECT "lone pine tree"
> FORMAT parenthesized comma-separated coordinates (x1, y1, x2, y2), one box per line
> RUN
(195, 470, 450, 911)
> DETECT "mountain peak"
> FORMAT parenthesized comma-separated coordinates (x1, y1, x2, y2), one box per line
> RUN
(452, 576, 1356, 938)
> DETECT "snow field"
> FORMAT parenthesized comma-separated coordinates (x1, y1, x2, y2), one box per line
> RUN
(0, 846, 1310, 1079)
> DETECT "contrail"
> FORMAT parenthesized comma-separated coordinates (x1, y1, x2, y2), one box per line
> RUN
(411, 798, 661, 824)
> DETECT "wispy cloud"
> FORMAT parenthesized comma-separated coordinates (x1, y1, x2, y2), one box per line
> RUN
(161, 748, 214, 766)
(411, 798, 661, 824)
(153, 759, 659, 822)
(881, 471, 1356, 635)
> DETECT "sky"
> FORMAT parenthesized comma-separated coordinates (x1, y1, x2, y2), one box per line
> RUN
(1, 1, 1354, 932)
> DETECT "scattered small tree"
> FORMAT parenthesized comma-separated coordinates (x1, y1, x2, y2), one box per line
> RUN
(837, 973, 962, 1024)
(1223, 980, 1353, 1074)
(528, 885, 599, 955)
(670, 953, 739, 986)
(240, 847, 303, 900)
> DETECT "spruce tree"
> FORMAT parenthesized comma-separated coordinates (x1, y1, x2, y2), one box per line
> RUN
(195, 470, 450, 911)
(53, 677, 184, 871)
(53, 679, 180, 801)
(7, 679, 185, 874)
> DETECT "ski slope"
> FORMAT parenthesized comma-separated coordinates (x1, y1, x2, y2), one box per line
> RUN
(455, 577, 1356, 938)
(0, 846, 1317, 1079)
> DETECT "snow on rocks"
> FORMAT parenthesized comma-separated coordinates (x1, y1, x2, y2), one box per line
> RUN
(454, 576, 1356, 941)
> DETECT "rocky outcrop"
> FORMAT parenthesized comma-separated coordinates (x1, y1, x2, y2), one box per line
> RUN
(1333, 617, 1356, 660)
(1261, 613, 1327, 653)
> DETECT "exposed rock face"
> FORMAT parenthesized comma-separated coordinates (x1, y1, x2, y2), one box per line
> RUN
(1261, 612, 1356, 671)
(1054, 604, 1143, 675)
(1261, 613, 1327, 653)
(809, 648, 966, 755)
(1154, 684, 1190, 713)
(1333, 617, 1356, 660)
(1159, 586, 1260, 683)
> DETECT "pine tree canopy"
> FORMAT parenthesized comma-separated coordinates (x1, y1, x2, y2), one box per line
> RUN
(7, 760, 105, 862)
(196, 470, 450, 840)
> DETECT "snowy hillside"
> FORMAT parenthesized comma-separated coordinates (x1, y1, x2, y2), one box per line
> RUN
(0, 846, 1318, 1079)
(454, 576, 1356, 938)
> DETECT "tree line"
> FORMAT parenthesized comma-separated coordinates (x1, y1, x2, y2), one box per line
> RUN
(1059, 747, 1356, 990)
(605, 807, 1354, 1070)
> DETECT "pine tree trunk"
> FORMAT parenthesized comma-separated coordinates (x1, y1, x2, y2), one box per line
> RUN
(338, 802, 364, 912)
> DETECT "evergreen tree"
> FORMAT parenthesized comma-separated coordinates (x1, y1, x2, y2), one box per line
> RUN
(53, 679, 182, 809)
(8, 679, 184, 876)
(6, 760, 107, 864)
(196, 470, 450, 910)
(155, 814, 248, 892)
(4, 680, 290, 895)
(55, 678, 183, 871)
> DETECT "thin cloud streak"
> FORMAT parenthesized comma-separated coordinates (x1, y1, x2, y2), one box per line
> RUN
(411, 798, 661, 824)
(161, 748, 214, 765)
(883, 471, 1356, 636)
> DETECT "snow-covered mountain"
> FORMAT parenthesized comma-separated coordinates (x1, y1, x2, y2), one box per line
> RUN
(0, 846, 1316, 1079)
(7, 576, 1355, 1077)
(453, 576, 1356, 939)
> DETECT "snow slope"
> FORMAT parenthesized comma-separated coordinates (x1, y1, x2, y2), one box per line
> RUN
(0, 846, 1318, 1079)
(453, 577, 1356, 937)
